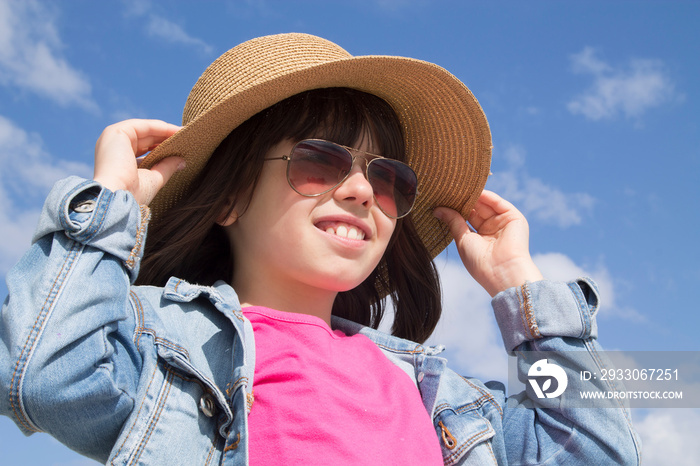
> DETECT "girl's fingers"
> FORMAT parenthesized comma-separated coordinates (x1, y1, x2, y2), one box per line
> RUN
(477, 190, 519, 216)
(435, 192, 499, 237)
(93, 119, 182, 202)
(129, 120, 181, 155)
(468, 190, 524, 232)
(435, 190, 525, 240)
(466, 192, 500, 231)
(122, 156, 185, 206)
(97, 119, 180, 158)
(433, 207, 470, 241)
(467, 207, 487, 231)
(149, 156, 186, 188)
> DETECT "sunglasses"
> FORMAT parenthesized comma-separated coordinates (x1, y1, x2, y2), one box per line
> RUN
(264, 139, 418, 219)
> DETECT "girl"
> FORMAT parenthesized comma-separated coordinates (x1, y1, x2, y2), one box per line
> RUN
(1, 33, 639, 464)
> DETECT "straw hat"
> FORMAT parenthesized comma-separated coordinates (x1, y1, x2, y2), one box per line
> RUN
(142, 33, 491, 259)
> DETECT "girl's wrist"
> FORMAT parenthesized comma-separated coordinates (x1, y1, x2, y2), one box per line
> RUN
(489, 259, 543, 297)
(93, 175, 132, 195)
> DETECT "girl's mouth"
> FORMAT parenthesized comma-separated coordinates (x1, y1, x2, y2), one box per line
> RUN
(315, 221, 367, 241)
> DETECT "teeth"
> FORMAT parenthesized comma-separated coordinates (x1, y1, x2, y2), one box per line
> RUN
(322, 224, 365, 240)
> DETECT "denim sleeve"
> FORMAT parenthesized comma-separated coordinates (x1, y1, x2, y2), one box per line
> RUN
(490, 279, 642, 465)
(0, 177, 147, 461)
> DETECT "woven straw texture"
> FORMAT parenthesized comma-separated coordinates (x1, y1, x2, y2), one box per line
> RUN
(142, 33, 492, 259)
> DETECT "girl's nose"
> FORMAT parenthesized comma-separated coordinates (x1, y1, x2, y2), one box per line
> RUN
(332, 161, 374, 210)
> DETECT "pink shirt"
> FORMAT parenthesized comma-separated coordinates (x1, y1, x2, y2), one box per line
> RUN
(243, 306, 443, 464)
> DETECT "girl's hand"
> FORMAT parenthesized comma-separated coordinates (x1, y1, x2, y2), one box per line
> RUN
(93, 119, 183, 205)
(434, 190, 543, 297)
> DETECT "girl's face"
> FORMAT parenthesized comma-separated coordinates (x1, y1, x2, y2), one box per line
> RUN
(223, 136, 397, 310)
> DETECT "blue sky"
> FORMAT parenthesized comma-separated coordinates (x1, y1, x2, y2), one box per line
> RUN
(0, 1, 698, 464)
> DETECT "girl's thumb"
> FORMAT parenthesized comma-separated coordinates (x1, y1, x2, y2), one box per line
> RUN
(141, 156, 186, 205)
(434, 207, 471, 240)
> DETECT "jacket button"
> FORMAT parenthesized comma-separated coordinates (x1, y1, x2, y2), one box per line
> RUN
(200, 393, 217, 418)
(72, 200, 96, 213)
(417, 372, 425, 382)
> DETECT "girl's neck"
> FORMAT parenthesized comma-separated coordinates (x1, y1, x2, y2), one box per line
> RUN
(234, 279, 336, 327)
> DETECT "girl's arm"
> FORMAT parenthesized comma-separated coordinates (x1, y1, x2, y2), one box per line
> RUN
(435, 193, 642, 464)
(0, 120, 181, 460)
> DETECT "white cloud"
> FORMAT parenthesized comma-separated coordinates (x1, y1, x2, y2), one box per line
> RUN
(0, 116, 91, 193)
(376, 0, 428, 11)
(633, 408, 700, 466)
(122, 0, 213, 56)
(567, 47, 678, 121)
(0, 183, 44, 275)
(0, 115, 91, 274)
(488, 145, 595, 228)
(122, 0, 151, 17)
(0, 0, 96, 110)
(146, 15, 213, 56)
(533, 251, 645, 322)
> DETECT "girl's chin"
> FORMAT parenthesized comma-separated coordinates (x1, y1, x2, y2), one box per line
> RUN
(313, 275, 374, 294)
(299, 261, 381, 294)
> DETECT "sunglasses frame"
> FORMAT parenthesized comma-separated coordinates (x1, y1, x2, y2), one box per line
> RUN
(264, 139, 417, 219)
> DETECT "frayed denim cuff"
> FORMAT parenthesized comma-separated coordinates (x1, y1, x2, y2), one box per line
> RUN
(33, 176, 150, 280)
(491, 278, 600, 354)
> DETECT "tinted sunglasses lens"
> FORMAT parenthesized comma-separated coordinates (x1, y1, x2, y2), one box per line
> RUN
(287, 140, 352, 195)
(368, 159, 417, 218)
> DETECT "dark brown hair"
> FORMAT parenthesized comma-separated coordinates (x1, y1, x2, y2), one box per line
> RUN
(137, 88, 441, 343)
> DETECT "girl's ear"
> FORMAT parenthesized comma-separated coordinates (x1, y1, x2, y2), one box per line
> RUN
(217, 210, 239, 226)
(216, 193, 241, 226)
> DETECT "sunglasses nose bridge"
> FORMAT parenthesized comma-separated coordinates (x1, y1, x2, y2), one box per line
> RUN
(348, 153, 374, 179)
(342, 155, 374, 187)
(331, 153, 375, 203)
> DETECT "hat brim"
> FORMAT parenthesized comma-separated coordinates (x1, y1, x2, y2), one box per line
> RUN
(142, 54, 491, 259)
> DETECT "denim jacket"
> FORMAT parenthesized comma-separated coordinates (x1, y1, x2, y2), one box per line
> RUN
(1, 177, 641, 465)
